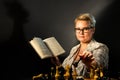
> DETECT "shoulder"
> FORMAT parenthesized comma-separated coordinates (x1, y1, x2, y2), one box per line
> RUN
(71, 44, 80, 51)
(95, 40, 108, 49)
(68, 44, 80, 56)
(87, 39, 109, 51)
(91, 39, 108, 47)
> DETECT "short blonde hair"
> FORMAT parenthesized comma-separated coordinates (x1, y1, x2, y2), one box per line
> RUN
(74, 13, 96, 27)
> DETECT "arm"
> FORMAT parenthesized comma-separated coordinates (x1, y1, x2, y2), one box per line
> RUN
(93, 45, 109, 69)
(79, 45, 109, 70)
(51, 56, 61, 66)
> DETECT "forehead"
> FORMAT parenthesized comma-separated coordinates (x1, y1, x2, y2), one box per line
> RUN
(75, 20, 90, 28)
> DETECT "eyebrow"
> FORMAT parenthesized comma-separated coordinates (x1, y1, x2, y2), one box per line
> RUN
(75, 26, 92, 29)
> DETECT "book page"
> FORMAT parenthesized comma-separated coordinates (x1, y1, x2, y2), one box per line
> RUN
(43, 37, 65, 56)
(29, 37, 52, 59)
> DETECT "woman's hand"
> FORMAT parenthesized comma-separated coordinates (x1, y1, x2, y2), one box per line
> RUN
(79, 51, 97, 68)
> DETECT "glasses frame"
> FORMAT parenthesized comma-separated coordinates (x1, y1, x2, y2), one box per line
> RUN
(74, 26, 93, 33)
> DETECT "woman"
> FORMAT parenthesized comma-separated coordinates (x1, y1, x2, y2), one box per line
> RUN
(52, 13, 109, 78)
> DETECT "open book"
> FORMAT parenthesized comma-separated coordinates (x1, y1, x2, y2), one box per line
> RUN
(29, 37, 65, 59)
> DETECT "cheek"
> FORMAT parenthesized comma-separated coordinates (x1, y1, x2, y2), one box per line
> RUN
(75, 33, 80, 40)
(86, 33, 93, 39)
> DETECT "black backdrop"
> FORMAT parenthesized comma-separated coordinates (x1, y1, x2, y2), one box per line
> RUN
(0, 0, 120, 80)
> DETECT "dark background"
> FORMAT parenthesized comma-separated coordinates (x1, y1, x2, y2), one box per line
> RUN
(0, 0, 120, 80)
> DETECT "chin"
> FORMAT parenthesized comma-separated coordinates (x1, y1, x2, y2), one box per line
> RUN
(79, 39, 89, 43)
(79, 39, 86, 42)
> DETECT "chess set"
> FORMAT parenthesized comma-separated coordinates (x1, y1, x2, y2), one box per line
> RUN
(32, 64, 110, 80)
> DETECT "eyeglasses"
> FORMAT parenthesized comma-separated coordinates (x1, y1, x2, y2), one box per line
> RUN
(74, 27, 93, 33)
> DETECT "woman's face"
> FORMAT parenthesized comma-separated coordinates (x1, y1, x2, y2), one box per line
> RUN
(75, 20, 95, 43)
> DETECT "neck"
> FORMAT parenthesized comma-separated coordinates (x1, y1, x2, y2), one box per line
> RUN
(80, 42, 88, 49)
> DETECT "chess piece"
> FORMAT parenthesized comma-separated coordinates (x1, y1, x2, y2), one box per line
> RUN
(55, 66, 60, 80)
(99, 66, 103, 78)
(64, 65, 71, 80)
(58, 65, 65, 80)
(90, 67, 95, 79)
(44, 74, 49, 80)
(32, 74, 44, 80)
(51, 67, 55, 79)
(72, 65, 77, 80)
(93, 68, 99, 80)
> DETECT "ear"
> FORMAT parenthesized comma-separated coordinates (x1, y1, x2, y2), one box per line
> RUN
(92, 27, 95, 34)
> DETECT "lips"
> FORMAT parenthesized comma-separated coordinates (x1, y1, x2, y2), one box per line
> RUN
(79, 36, 84, 38)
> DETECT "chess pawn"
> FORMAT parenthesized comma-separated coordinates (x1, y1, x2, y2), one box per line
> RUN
(55, 66, 60, 80)
(98, 66, 105, 80)
(90, 67, 95, 79)
(58, 65, 65, 80)
(99, 66, 103, 78)
(51, 67, 55, 79)
(94, 68, 99, 80)
(64, 65, 70, 80)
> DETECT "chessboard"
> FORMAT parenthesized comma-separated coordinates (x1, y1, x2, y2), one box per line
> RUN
(32, 64, 110, 80)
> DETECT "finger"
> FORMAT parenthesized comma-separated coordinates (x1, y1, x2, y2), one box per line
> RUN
(91, 57, 95, 60)
(84, 52, 89, 59)
(83, 51, 92, 58)
(80, 51, 87, 58)
(87, 53, 93, 59)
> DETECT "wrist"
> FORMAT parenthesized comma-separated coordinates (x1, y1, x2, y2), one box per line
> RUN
(90, 60, 98, 69)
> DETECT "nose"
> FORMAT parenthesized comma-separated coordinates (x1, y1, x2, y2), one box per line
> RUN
(79, 30, 84, 35)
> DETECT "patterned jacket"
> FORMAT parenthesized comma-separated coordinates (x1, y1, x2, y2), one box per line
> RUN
(62, 39, 109, 78)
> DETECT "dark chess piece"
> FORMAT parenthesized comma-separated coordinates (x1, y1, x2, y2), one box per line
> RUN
(50, 67, 56, 79)
(58, 65, 66, 80)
